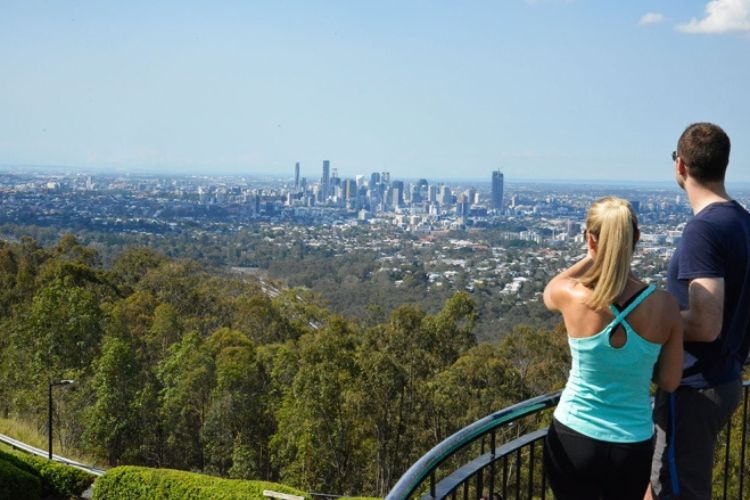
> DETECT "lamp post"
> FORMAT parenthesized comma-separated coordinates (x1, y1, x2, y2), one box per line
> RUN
(48, 379, 74, 460)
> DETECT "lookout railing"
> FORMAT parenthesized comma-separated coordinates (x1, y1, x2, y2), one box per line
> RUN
(386, 380, 750, 500)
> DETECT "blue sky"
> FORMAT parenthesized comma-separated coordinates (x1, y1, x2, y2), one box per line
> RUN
(1, 1, 749, 183)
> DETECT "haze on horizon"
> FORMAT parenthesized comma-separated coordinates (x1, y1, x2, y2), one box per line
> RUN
(2, 1, 750, 183)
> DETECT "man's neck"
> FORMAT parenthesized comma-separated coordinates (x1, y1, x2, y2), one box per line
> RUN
(685, 179, 731, 215)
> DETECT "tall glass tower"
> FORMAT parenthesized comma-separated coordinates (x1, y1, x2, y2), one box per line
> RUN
(321, 160, 331, 199)
(491, 170, 504, 211)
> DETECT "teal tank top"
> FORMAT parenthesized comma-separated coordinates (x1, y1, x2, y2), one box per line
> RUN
(553, 284, 662, 443)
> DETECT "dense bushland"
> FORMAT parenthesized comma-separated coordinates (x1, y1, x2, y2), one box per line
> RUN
(0, 235, 569, 496)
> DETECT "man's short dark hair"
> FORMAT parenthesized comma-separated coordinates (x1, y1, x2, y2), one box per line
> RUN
(677, 122, 731, 183)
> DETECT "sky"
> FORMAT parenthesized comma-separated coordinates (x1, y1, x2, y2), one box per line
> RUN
(1, 0, 749, 183)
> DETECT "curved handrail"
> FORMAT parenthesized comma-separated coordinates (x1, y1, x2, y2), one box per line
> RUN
(388, 379, 750, 500)
(386, 390, 561, 500)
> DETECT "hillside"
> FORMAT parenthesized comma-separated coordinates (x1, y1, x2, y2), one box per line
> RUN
(0, 235, 569, 496)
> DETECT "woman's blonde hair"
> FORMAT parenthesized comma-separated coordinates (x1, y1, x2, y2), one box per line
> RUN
(579, 196, 639, 311)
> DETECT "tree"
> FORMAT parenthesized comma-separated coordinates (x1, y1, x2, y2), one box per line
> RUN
(111, 246, 167, 291)
(430, 343, 523, 441)
(25, 276, 103, 377)
(84, 336, 140, 464)
(272, 317, 365, 494)
(356, 305, 432, 495)
(201, 328, 269, 478)
(497, 323, 569, 398)
(158, 332, 214, 469)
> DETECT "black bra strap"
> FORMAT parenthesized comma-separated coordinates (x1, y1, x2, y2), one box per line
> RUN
(612, 285, 650, 313)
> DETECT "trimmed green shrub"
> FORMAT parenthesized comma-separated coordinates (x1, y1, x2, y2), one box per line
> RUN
(21, 454, 95, 497)
(0, 448, 94, 498)
(0, 454, 42, 500)
(93, 466, 309, 500)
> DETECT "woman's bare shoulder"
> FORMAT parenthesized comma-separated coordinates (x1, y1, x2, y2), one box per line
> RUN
(648, 288, 681, 322)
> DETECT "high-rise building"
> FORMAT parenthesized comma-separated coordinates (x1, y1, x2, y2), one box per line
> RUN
(370, 172, 381, 187)
(322, 160, 331, 199)
(391, 180, 404, 207)
(343, 178, 357, 200)
(438, 185, 452, 206)
(410, 184, 421, 204)
(295, 162, 300, 188)
(491, 170, 504, 211)
(428, 185, 438, 203)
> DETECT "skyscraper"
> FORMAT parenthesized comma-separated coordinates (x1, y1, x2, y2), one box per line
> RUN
(295, 162, 300, 188)
(491, 170, 504, 211)
(343, 178, 357, 200)
(391, 180, 404, 208)
(321, 160, 330, 199)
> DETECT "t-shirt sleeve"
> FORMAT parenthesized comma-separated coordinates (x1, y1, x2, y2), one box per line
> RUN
(677, 219, 725, 280)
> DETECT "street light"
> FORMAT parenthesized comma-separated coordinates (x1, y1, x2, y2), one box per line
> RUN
(48, 379, 74, 460)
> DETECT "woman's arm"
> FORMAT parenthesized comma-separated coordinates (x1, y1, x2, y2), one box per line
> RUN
(653, 295, 684, 392)
(543, 255, 593, 311)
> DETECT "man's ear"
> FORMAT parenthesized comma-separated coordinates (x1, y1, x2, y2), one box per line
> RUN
(676, 158, 688, 178)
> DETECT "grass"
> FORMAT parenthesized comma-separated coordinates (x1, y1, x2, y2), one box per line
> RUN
(0, 417, 100, 467)
(0, 418, 47, 451)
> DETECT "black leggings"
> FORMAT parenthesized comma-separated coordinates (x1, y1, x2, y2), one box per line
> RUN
(543, 419, 654, 500)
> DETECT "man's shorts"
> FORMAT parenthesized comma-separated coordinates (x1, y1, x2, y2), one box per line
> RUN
(650, 379, 742, 500)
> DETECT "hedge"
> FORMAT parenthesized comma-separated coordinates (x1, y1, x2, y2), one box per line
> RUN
(0, 455, 42, 500)
(0, 447, 94, 498)
(93, 466, 310, 500)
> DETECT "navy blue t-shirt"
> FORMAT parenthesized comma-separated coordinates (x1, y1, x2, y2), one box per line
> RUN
(668, 200, 750, 388)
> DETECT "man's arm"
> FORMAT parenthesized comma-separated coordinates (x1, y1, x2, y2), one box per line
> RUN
(682, 277, 724, 342)
(654, 295, 684, 391)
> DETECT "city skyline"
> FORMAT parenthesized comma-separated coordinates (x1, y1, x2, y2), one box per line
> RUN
(2, 1, 750, 182)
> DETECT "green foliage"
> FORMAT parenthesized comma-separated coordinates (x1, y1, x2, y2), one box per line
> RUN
(92, 466, 309, 500)
(0, 454, 42, 500)
(0, 447, 94, 498)
(25, 274, 103, 374)
(158, 332, 214, 470)
(497, 323, 570, 398)
(84, 336, 141, 464)
(272, 317, 365, 492)
(202, 329, 270, 478)
(0, 235, 580, 497)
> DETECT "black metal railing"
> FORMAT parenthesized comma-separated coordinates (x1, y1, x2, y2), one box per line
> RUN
(387, 380, 750, 500)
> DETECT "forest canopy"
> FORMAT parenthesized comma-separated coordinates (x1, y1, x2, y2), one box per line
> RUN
(0, 235, 569, 496)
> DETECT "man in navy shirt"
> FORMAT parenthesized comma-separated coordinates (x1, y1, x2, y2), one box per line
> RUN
(650, 123, 750, 499)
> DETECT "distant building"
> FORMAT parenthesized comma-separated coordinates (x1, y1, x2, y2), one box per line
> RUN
(428, 185, 438, 204)
(370, 172, 381, 188)
(410, 184, 421, 204)
(321, 160, 331, 198)
(491, 170, 504, 211)
(438, 185, 452, 206)
(566, 220, 581, 236)
(343, 178, 357, 200)
(391, 180, 405, 208)
(295, 162, 300, 188)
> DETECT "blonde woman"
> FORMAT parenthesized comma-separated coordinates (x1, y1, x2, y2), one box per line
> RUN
(542, 197, 683, 500)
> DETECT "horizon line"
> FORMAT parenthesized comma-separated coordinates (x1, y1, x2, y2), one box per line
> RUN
(2, 163, 750, 188)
